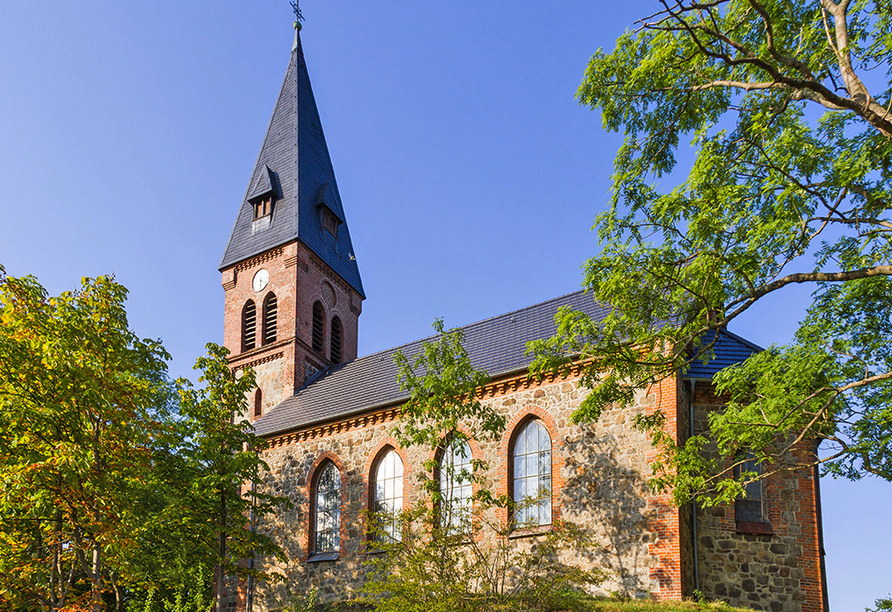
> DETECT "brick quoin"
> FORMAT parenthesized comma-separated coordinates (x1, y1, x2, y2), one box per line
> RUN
(644, 374, 684, 600)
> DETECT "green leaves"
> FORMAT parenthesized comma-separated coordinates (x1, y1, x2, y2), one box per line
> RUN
(534, 0, 892, 503)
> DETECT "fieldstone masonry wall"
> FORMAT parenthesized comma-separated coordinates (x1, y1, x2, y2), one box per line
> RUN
(691, 384, 826, 612)
(251, 374, 673, 608)
(243, 376, 825, 612)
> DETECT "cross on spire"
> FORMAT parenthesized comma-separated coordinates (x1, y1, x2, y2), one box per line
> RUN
(290, 1, 303, 30)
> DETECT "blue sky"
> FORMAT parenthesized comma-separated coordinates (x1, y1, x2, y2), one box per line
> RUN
(0, 2, 889, 609)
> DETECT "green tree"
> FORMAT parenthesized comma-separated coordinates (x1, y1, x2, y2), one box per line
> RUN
(529, 0, 892, 505)
(362, 321, 603, 612)
(0, 265, 175, 612)
(175, 344, 288, 612)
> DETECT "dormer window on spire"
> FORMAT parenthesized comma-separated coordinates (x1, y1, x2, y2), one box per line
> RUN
(253, 196, 274, 220)
(322, 208, 339, 238)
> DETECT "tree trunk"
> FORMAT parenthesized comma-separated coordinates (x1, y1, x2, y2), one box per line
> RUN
(91, 542, 102, 612)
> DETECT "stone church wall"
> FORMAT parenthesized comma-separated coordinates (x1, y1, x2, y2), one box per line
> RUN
(250, 373, 676, 608)
(690, 384, 826, 612)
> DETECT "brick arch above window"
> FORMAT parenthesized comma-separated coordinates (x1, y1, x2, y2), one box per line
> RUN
(362, 438, 411, 514)
(303, 451, 347, 561)
(497, 406, 562, 528)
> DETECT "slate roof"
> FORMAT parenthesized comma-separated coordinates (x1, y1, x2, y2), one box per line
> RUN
(252, 289, 766, 438)
(685, 330, 763, 379)
(219, 34, 364, 298)
(253, 290, 611, 437)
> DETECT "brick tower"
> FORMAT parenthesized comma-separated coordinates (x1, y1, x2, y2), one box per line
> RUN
(219, 27, 364, 422)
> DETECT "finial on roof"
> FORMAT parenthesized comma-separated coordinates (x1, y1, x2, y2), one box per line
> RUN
(290, 1, 303, 49)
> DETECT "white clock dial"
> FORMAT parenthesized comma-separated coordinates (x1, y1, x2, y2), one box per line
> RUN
(252, 269, 269, 292)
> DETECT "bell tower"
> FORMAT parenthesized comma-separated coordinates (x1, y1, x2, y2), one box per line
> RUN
(219, 23, 365, 422)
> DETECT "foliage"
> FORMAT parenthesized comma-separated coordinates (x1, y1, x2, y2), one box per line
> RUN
(363, 507, 604, 612)
(0, 267, 287, 611)
(867, 595, 892, 612)
(362, 320, 605, 612)
(529, 0, 892, 504)
(0, 265, 175, 611)
(170, 344, 289, 612)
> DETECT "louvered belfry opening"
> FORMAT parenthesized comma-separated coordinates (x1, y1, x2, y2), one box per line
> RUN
(330, 317, 342, 364)
(312, 301, 325, 352)
(263, 293, 278, 345)
(243, 300, 257, 351)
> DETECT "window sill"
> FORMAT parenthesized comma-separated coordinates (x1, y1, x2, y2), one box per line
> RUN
(509, 525, 553, 539)
(736, 521, 773, 535)
(307, 551, 339, 563)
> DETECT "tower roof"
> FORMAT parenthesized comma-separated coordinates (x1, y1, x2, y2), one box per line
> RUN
(220, 34, 364, 298)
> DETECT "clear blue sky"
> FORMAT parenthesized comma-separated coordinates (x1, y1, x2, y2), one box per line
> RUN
(0, 2, 888, 609)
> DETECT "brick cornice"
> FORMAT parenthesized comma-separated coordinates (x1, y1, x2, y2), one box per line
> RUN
(230, 245, 288, 274)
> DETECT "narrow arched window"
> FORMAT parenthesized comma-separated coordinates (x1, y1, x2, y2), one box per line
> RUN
(263, 293, 277, 345)
(330, 316, 342, 364)
(734, 451, 765, 524)
(312, 301, 325, 352)
(253, 388, 262, 417)
(439, 438, 472, 532)
(313, 461, 341, 554)
(512, 419, 552, 527)
(242, 300, 256, 351)
(372, 449, 404, 542)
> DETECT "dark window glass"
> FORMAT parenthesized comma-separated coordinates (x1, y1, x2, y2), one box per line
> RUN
(312, 301, 325, 352)
(330, 317, 342, 364)
(243, 301, 256, 351)
(734, 452, 764, 523)
(314, 462, 341, 553)
(263, 293, 277, 345)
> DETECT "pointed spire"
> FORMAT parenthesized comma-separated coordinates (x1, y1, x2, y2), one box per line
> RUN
(220, 24, 365, 298)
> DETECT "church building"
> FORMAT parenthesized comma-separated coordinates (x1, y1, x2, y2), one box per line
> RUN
(218, 24, 828, 612)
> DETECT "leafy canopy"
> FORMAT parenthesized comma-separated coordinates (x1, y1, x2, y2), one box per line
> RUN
(529, 0, 892, 503)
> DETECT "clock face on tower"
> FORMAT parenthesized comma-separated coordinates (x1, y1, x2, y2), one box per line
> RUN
(252, 269, 269, 292)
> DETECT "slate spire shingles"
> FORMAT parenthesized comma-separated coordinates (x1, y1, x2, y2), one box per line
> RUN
(219, 33, 364, 298)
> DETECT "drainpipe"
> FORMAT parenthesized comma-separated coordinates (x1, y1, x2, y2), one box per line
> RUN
(246, 479, 256, 612)
(689, 378, 700, 593)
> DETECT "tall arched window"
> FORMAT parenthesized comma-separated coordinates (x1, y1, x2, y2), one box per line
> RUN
(330, 316, 343, 364)
(253, 388, 262, 417)
(372, 449, 404, 542)
(312, 301, 325, 352)
(439, 438, 472, 532)
(312, 461, 341, 555)
(263, 293, 277, 345)
(512, 419, 552, 527)
(242, 300, 257, 351)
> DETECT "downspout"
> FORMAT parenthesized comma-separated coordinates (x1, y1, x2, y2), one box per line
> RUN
(246, 479, 257, 612)
(689, 378, 700, 593)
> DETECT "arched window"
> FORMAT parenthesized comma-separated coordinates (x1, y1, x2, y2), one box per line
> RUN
(263, 293, 277, 345)
(372, 449, 403, 542)
(242, 300, 256, 351)
(512, 419, 552, 527)
(439, 438, 472, 532)
(312, 301, 325, 353)
(253, 388, 262, 417)
(330, 316, 343, 364)
(312, 461, 341, 555)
